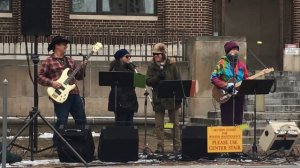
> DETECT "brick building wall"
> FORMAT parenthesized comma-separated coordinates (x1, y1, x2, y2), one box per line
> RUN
(164, 0, 213, 36)
(293, 0, 300, 44)
(0, 0, 213, 38)
(0, 0, 20, 36)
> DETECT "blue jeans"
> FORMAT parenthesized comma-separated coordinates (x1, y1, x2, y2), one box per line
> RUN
(53, 94, 87, 145)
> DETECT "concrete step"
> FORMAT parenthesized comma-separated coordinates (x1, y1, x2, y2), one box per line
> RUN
(207, 111, 300, 121)
(257, 92, 300, 99)
(245, 104, 300, 112)
(191, 116, 270, 127)
(246, 98, 300, 105)
(196, 116, 300, 129)
(273, 86, 300, 92)
(190, 118, 221, 126)
(275, 81, 300, 87)
(243, 127, 265, 137)
(273, 71, 300, 76)
(243, 136, 260, 145)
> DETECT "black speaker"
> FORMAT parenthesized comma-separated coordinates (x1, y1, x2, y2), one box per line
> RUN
(181, 126, 218, 160)
(57, 125, 95, 163)
(21, 0, 52, 35)
(98, 126, 139, 162)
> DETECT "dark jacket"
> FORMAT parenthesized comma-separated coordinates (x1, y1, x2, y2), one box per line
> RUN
(108, 60, 139, 113)
(146, 59, 181, 112)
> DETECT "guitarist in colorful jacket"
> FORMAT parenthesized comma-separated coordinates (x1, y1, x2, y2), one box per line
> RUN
(210, 41, 249, 126)
(38, 36, 87, 146)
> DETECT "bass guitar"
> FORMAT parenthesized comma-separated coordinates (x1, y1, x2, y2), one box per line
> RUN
(47, 42, 103, 103)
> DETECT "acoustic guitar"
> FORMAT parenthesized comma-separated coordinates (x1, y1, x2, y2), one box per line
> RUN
(212, 67, 274, 103)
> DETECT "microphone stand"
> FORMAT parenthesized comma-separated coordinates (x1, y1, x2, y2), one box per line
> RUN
(143, 88, 153, 155)
(79, 53, 87, 112)
(231, 55, 237, 126)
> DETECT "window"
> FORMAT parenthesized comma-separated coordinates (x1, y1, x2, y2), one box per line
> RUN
(72, 0, 97, 13)
(71, 0, 156, 15)
(0, 0, 11, 12)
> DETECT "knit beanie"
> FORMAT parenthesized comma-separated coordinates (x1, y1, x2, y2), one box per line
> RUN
(114, 49, 129, 59)
(224, 41, 239, 54)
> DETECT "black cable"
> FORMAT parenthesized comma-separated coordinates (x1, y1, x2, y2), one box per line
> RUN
(247, 48, 276, 93)
(24, 35, 34, 84)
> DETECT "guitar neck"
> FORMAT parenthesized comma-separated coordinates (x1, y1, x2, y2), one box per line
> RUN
(234, 70, 267, 87)
(64, 51, 93, 84)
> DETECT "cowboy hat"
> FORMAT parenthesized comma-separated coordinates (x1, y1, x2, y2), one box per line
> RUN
(47, 36, 70, 52)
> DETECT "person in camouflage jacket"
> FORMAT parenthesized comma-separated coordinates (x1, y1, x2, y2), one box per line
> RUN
(146, 43, 181, 153)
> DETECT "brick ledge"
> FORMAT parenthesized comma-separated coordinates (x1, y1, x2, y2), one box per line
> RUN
(0, 13, 12, 18)
(69, 14, 158, 21)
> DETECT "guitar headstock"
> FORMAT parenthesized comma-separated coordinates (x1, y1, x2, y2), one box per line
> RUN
(256, 67, 274, 76)
(92, 42, 103, 53)
(263, 67, 274, 74)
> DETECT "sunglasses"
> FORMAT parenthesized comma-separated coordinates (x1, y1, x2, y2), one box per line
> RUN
(125, 55, 131, 59)
(153, 53, 162, 56)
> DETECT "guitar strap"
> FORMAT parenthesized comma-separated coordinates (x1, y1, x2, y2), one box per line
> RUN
(64, 56, 71, 69)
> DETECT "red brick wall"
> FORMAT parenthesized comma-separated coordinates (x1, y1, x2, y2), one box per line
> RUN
(0, 0, 20, 36)
(293, 0, 300, 44)
(164, 0, 213, 36)
(0, 0, 213, 38)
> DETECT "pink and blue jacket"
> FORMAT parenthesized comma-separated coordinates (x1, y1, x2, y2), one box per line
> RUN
(211, 55, 249, 89)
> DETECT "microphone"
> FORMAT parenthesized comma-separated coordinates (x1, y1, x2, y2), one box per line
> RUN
(160, 62, 165, 70)
(128, 62, 138, 73)
(129, 62, 137, 68)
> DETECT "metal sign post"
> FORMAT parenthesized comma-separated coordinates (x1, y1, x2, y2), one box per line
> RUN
(2, 79, 8, 168)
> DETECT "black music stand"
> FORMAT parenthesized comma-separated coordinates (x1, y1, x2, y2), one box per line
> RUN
(99, 71, 134, 117)
(157, 80, 193, 126)
(238, 79, 274, 159)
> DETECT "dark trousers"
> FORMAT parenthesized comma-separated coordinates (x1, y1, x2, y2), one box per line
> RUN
(53, 94, 87, 145)
(220, 96, 244, 126)
(114, 110, 134, 126)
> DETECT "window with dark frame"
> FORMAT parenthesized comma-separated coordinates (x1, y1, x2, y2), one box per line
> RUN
(0, 0, 11, 12)
(71, 0, 156, 16)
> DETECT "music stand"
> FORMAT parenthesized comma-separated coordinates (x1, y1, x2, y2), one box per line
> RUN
(99, 71, 134, 115)
(238, 79, 274, 159)
(157, 80, 193, 125)
(157, 80, 193, 153)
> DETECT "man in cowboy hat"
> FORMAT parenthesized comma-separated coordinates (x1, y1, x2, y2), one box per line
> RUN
(146, 43, 181, 153)
(38, 36, 87, 146)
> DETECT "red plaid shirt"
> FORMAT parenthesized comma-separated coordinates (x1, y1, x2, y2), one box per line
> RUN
(38, 54, 84, 95)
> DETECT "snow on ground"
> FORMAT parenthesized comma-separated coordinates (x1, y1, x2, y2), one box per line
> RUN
(6, 131, 100, 140)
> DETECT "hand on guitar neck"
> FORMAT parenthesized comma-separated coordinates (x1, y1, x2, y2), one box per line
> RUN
(81, 59, 88, 68)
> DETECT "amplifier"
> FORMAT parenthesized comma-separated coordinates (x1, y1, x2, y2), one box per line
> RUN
(259, 122, 300, 154)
